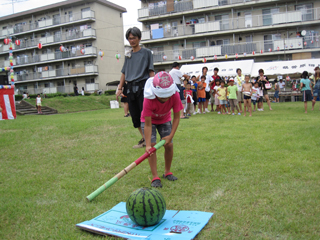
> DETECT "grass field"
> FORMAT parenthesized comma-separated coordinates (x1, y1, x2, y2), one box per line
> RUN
(1, 102, 320, 240)
(24, 95, 117, 113)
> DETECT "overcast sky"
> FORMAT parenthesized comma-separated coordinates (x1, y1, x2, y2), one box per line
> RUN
(0, 0, 142, 44)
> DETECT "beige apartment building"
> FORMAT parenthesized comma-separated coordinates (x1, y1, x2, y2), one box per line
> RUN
(138, 0, 320, 72)
(0, 0, 126, 94)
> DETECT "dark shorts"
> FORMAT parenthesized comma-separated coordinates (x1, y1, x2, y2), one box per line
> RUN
(258, 97, 263, 103)
(192, 91, 197, 105)
(141, 121, 172, 144)
(198, 97, 206, 102)
(302, 90, 312, 102)
(263, 89, 268, 96)
(177, 84, 185, 101)
(274, 91, 279, 98)
(121, 96, 128, 103)
(127, 80, 146, 128)
(252, 100, 257, 105)
(244, 95, 251, 100)
(205, 91, 210, 100)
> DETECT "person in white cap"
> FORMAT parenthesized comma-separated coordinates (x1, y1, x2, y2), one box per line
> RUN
(141, 71, 183, 188)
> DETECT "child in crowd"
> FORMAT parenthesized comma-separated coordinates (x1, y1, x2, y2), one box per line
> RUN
(213, 79, 221, 112)
(197, 76, 206, 114)
(184, 82, 194, 116)
(241, 75, 252, 117)
(225, 80, 231, 114)
(300, 71, 313, 113)
(217, 81, 227, 114)
(36, 94, 42, 114)
(257, 81, 264, 111)
(191, 76, 198, 115)
(141, 71, 183, 188)
(251, 82, 260, 112)
(227, 78, 241, 115)
(273, 79, 279, 103)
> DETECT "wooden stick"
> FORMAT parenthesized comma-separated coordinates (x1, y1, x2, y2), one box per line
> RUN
(86, 140, 165, 202)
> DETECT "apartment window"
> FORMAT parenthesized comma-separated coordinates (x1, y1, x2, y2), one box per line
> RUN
(264, 34, 281, 50)
(81, 7, 90, 12)
(193, 42, 206, 48)
(245, 36, 253, 42)
(262, 8, 279, 26)
(215, 14, 229, 30)
(296, 3, 313, 21)
(85, 78, 95, 84)
(84, 61, 93, 65)
(245, 12, 252, 28)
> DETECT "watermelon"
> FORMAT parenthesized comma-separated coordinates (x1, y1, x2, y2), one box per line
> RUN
(126, 187, 166, 227)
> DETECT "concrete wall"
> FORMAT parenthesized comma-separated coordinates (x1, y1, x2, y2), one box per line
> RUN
(91, 2, 125, 89)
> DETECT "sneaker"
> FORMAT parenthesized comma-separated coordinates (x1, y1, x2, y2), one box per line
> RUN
(218, 112, 221, 114)
(202, 112, 206, 114)
(133, 138, 146, 149)
(238, 113, 241, 115)
(232, 113, 235, 115)
(205, 108, 210, 113)
(228, 112, 231, 115)
(261, 109, 264, 111)
(193, 112, 197, 115)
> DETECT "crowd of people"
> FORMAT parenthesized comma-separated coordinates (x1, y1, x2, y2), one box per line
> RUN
(169, 63, 320, 116)
(170, 64, 274, 118)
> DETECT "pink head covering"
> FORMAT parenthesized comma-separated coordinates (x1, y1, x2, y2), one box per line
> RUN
(153, 71, 174, 89)
(144, 71, 180, 99)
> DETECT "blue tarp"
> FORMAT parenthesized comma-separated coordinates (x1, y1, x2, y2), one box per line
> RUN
(152, 28, 164, 39)
(76, 202, 213, 240)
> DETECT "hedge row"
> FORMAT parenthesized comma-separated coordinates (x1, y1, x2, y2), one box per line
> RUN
(15, 91, 115, 101)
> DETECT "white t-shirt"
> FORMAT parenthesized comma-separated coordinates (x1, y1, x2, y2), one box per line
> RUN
(279, 82, 285, 89)
(36, 97, 41, 104)
(214, 86, 219, 95)
(169, 68, 183, 85)
(202, 74, 213, 92)
(251, 87, 260, 100)
(236, 75, 245, 92)
(81, 90, 84, 96)
(22, 94, 27, 99)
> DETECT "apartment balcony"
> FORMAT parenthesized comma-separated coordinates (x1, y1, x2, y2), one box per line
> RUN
(138, 0, 280, 20)
(141, 8, 320, 43)
(2, 47, 97, 68)
(12, 65, 98, 83)
(0, 29, 96, 55)
(0, 10, 95, 39)
(151, 37, 320, 64)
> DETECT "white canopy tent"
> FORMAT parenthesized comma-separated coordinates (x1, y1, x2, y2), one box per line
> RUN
(179, 59, 320, 78)
(250, 59, 320, 77)
(179, 60, 254, 77)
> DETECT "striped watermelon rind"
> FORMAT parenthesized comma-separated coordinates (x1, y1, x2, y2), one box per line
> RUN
(126, 187, 166, 227)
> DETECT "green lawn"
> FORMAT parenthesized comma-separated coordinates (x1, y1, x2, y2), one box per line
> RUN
(25, 95, 118, 113)
(1, 102, 320, 240)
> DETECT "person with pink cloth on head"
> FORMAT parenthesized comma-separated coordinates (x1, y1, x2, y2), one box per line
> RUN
(141, 71, 183, 188)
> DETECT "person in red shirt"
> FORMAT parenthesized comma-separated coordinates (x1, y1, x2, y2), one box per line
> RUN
(211, 67, 222, 112)
(184, 82, 194, 116)
(141, 71, 183, 188)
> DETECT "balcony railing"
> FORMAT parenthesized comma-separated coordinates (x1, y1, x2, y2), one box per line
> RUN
(0, 10, 95, 38)
(0, 29, 96, 53)
(17, 83, 99, 95)
(139, 0, 272, 19)
(141, 8, 320, 41)
(2, 47, 97, 67)
(12, 65, 98, 82)
(151, 37, 320, 63)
